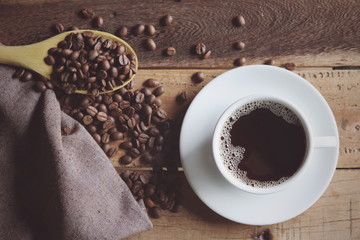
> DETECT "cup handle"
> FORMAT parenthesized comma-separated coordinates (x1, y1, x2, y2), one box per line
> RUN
(314, 136, 338, 148)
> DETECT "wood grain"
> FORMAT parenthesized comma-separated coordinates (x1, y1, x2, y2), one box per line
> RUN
(125, 169, 360, 240)
(110, 68, 360, 169)
(0, 0, 359, 67)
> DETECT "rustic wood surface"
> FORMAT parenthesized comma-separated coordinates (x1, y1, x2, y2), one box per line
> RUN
(0, 0, 359, 239)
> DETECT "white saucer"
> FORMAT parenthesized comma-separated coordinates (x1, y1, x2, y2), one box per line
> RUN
(179, 65, 339, 225)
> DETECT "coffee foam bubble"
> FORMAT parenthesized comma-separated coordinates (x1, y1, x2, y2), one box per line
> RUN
(219, 100, 301, 188)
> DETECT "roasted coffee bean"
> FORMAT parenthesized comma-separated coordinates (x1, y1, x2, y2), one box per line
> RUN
(156, 109, 167, 119)
(127, 118, 136, 129)
(192, 72, 204, 83)
(144, 38, 156, 51)
(195, 43, 206, 55)
(120, 155, 132, 165)
(135, 92, 145, 103)
(119, 100, 130, 109)
(102, 119, 114, 129)
(87, 124, 97, 133)
(133, 24, 145, 35)
(91, 88, 100, 97)
(141, 153, 153, 163)
(33, 81, 47, 92)
(107, 127, 118, 135)
(107, 147, 118, 157)
(139, 143, 146, 154)
(233, 57, 246, 66)
(20, 72, 33, 82)
(101, 133, 110, 144)
(113, 93, 123, 103)
(97, 103, 108, 113)
(139, 174, 149, 184)
(176, 91, 187, 104)
(13, 68, 25, 78)
(80, 8, 94, 19)
(92, 132, 101, 144)
(233, 15, 245, 27)
(120, 141, 132, 150)
(128, 148, 140, 158)
(92, 16, 104, 28)
(264, 59, 275, 65)
(102, 143, 111, 153)
(149, 206, 161, 218)
(108, 101, 118, 110)
(83, 115, 93, 125)
(202, 50, 211, 59)
(153, 86, 164, 97)
(53, 23, 64, 33)
(144, 197, 155, 208)
(98, 128, 108, 135)
(131, 180, 142, 195)
(96, 112, 108, 122)
(110, 132, 124, 141)
(68, 26, 79, 31)
(283, 62, 296, 71)
(116, 26, 128, 37)
(165, 47, 176, 56)
(143, 79, 160, 88)
(103, 95, 113, 105)
(146, 94, 156, 104)
(118, 54, 130, 65)
(138, 133, 150, 143)
(86, 105, 98, 116)
(155, 135, 164, 146)
(119, 124, 129, 132)
(140, 121, 149, 132)
(110, 108, 122, 118)
(147, 136, 155, 149)
(140, 104, 152, 116)
(44, 55, 55, 65)
(161, 15, 173, 26)
(145, 24, 156, 36)
(234, 41, 245, 50)
(132, 138, 140, 148)
(118, 114, 129, 124)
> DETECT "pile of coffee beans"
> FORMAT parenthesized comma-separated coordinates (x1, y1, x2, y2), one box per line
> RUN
(44, 31, 136, 95)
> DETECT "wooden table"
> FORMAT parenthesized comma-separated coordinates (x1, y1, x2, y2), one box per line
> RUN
(0, 0, 359, 239)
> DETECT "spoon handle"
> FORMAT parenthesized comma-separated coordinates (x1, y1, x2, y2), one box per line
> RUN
(0, 44, 52, 79)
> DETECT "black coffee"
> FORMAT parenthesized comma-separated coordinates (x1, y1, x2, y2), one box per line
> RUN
(219, 101, 307, 187)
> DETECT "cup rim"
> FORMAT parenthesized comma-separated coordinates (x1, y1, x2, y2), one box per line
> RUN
(212, 94, 313, 195)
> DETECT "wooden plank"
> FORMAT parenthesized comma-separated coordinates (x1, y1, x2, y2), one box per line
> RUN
(109, 68, 360, 169)
(125, 169, 360, 240)
(0, 0, 359, 67)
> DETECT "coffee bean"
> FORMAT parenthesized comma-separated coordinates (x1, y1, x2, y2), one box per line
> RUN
(132, 138, 140, 148)
(128, 147, 140, 158)
(33, 81, 47, 93)
(192, 72, 204, 83)
(53, 23, 64, 33)
(107, 127, 118, 135)
(13, 68, 25, 78)
(149, 127, 160, 136)
(102, 119, 114, 129)
(146, 95, 156, 104)
(120, 141, 133, 150)
(145, 24, 156, 36)
(108, 102, 118, 110)
(144, 38, 156, 51)
(141, 153, 153, 163)
(92, 16, 104, 28)
(233, 57, 246, 66)
(127, 118, 136, 129)
(155, 135, 164, 146)
(110, 132, 124, 141)
(101, 133, 110, 144)
(87, 124, 97, 133)
(68, 26, 79, 31)
(143, 79, 160, 88)
(96, 112, 108, 122)
(133, 24, 145, 35)
(80, 8, 94, 19)
(107, 147, 118, 157)
(44, 55, 55, 65)
(176, 91, 187, 104)
(139, 144, 146, 154)
(118, 114, 130, 124)
(97, 103, 108, 113)
(147, 136, 155, 149)
(118, 54, 130, 65)
(86, 105, 98, 116)
(103, 95, 113, 105)
(264, 59, 275, 65)
(20, 72, 33, 82)
(165, 47, 176, 56)
(116, 26, 128, 37)
(92, 133, 101, 144)
(234, 41, 245, 50)
(139, 174, 149, 184)
(156, 109, 167, 119)
(153, 86, 164, 97)
(149, 206, 161, 218)
(283, 62, 296, 71)
(83, 115, 93, 125)
(161, 15, 173, 26)
(135, 92, 145, 103)
(120, 155, 132, 165)
(195, 43, 206, 55)
(233, 15, 245, 27)
(91, 89, 100, 97)
(99, 59, 111, 71)
(202, 50, 211, 59)
(144, 197, 155, 208)
(110, 108, 122, 118)
(138, 133, 150, 143)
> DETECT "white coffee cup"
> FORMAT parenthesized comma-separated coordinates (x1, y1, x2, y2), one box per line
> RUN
(212, 94, 338, 195)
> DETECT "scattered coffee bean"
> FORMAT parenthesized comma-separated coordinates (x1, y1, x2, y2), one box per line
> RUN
(120, 155, 132, 165)
(195, 43, 206, 55)
(128, 147, 140, 158)
(234, 57, 246, 67)
(161, 15, 173, 26)
(283, 62, 296, 71)
(192, 72, 204, 83)
(13, 68, 25, 78)
(176, 91, 187, 104)
(86, 105, 98, 116)
(144, 197, 156, 208)
(92, 133, 101, 144)
(233, 15, 245, 27)
(80, 8, 94, 19)
(44, 55, 55, 65)
(166, 47, 176, 56)
(110, 132, 123, 141)
(153, 86, 165, 97)
(120, 140, 133, 150)
(143, 79, 160, 88)
(145, 24, 156, 36)
(234, 41, 245, 50)
(149, 206, 161, 218)
(33, 81, 47, 93)
(101, 133, 110, 144)
(144, 38, 156, 50)
(107, 147, 118, 157)
(202, 50, 211, 59)
(83, 115, 93, 125)
(53, 23, 64, 33)
(92, 16, 104, 28)
(96, 112, 108, 122)
(133, 24, 145, 35)
(264, 59, 275, 65)
(116, 26, 128, 37)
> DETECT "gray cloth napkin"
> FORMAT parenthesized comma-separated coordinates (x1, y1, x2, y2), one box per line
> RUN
(0, 63, 152, 239)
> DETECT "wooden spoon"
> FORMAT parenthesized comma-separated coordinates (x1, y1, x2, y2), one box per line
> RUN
(0, 30, 138, 94)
